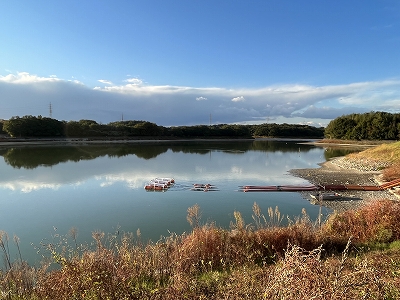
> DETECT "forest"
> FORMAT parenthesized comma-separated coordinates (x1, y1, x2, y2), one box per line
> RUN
(2, 112, 400, 141)
(0, 115, 324, 139)
(324, 111, 400, 140)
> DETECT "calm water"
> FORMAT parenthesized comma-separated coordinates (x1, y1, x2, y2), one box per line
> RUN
(0, 139, 356, 265)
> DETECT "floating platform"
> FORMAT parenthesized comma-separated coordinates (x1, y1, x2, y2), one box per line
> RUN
(144, 177, 175, 191)
(191, 183, 218, 192)
(240, 178, 400, 193)
(241, 185, 319, 192)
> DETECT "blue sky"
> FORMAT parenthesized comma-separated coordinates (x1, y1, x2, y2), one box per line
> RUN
(1, 0, 400, 127)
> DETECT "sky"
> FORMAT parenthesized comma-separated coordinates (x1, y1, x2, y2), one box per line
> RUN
(1, 1, 400, 127)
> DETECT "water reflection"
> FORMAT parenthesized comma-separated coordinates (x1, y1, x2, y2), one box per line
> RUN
(0, 140, 356, 265)
(323, 147, 360, 160)
(1, 140, 319, 169)
(0, 140, 323, 193)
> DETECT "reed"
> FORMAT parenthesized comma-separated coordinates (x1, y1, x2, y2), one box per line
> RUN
(1, 200, 400, 299)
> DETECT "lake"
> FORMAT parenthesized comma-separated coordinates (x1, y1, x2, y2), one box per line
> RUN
(0, 139, 356, 265)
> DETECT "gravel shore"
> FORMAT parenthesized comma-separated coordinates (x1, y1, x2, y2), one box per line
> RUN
(290, 156, 399, 212)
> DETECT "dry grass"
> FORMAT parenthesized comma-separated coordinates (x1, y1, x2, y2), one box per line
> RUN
(347, 141, 400, 163)
(317, 139, 395, 146)
(323, 200, 400, 246)
(382, 162, 400, 182)
(1, 200, 400, 299)
(349, 141, 400, 189)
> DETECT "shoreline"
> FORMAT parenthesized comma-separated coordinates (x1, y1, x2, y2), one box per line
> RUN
(290, 156, 399, 212)
(0, 137, 257, 147)
(0, 137, 320, 147)
(2, 137, 396, 212)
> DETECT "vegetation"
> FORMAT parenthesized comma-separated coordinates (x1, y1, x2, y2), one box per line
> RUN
(325, 111, 400, 140)
(345, 141, 400, 183)
(5, 111, 400, 142)
(250, 122, 324, 138)
(1, 115, 324, 139)
(2, 115, 64, 137)
(383, 162, 400, 182)
(348, 141, 400, 164)
(316, 138, 395, 145)
(1, 200, 400, 299)
(0, 120, 5, 135)
(65, 120, 165, 137)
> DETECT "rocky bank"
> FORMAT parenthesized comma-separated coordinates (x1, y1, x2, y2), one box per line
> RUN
(290, 156, 399, 212)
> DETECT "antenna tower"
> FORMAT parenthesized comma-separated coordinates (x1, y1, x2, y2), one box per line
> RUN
(49, 102, 52, 118)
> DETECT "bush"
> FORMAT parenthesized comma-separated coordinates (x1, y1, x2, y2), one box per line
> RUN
(323, 199, 400, 245)
(382, 163, 400, 181)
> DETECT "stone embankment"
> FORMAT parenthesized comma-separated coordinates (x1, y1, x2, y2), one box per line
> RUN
(290, 156, 398, 213)
(330, 156, 391, 172)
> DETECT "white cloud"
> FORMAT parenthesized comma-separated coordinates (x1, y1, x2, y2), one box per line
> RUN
(1, 71, 400, 126)
(124, 78, 143, 85)
(378, 99, 400, 111)
(0, 72, 61, 84)
(292, 105, 368, 120)
(232, 96, 245, 102)
(196, 96, 208, 101)
(98, 79, 113, 85)
(69, 79, 84, 85)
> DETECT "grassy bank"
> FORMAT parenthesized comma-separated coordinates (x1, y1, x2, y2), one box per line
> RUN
(315, 139, 397, 146)
(316, 140, 400, 191)
(346, 141, 400, 183)
(1, 199, 400, 299)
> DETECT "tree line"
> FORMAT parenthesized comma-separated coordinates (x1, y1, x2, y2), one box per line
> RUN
(325, 111, 400, 140)
(0, 115, 324, 138)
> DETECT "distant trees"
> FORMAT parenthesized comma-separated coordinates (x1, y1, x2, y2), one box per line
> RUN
(1, 115, 326, 139)
(166, 124, 253, 138)
(5, 112, 400, 141)
(63, 120, 165, 137)
(0, 120, 6, 134)
(251, 123, 324, 138)
(325, 111, 400, 140)
(65, 120, 114, 137)
(102, 121, 165, 136)
(3, 115, 64, 137)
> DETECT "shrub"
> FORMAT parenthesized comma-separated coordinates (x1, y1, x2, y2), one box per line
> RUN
(323, 199, 400, 245)
(382, 163, 400, 181)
